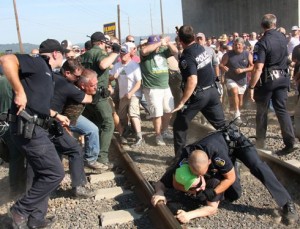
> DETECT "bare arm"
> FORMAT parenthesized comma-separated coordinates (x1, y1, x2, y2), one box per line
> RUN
(126, 80, 141, 99)
(249, 62, 264, 102)
(219, 53, 229, 73)
(99, 52, 119, 70)
(176, 201, 219, 223)
(81, 94, 93, 103)
(151, 181, 167, 206)
(140, 42, 161, 56)
(172, 75, 197, 113)
(235, 52, 254, 74)
(214, 167, 236, 195)
(50, 109, 70, 126)
(0, 54, 26, 114)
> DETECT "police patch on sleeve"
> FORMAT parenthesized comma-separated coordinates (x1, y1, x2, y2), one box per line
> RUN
(181, 60, 187, 69)
(214, 157, 225, 167)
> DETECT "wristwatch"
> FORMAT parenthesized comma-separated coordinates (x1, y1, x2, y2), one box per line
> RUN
(248, 85, 255, 89)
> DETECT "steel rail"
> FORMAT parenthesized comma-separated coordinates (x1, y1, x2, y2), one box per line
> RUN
(111, 137, 183, 229)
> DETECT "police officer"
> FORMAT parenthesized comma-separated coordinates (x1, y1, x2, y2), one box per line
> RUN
(38, 40, 97, 197)
(171, 125, 298, 225)
(151, 150, 224, 223)
(81, 32, 120, 165)
(249, 14, 296, 154)
(0, 43, 65, 228)
(173, 25, 226, 157)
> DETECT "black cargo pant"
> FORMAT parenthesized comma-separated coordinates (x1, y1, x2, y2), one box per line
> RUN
(228, 133, 292, 207)
(51, 128, 87, 187)
(10, 125, 65, 226)
(173, 87, 226, 156)
(254, 75, 295, 147)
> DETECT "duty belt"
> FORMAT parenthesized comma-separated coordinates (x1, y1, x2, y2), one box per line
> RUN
(8, 112, 49, 128)
(194, 84, 215, 95)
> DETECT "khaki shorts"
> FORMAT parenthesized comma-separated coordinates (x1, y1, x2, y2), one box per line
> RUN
(118, 96, 141, 122)
(143, 87, 174, 118)
(226, 79, 247, 95)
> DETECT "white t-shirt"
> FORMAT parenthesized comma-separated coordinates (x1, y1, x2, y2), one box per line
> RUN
(288, 36, 300, 55)
(111, 60, 142, 98)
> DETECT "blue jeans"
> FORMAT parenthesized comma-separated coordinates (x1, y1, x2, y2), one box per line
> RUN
(70, 115, 100, 162)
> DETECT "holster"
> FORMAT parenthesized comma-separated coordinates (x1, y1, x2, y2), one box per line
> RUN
(16, 111, 37, 139)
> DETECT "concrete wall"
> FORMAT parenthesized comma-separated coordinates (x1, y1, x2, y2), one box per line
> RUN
(181, 0, 299, 37)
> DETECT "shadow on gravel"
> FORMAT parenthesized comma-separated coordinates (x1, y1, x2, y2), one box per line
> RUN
(127, 150, 170, 166)
(220, 201, 275, 216)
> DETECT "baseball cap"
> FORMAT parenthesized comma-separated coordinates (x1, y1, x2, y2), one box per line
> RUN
(175, 164, 197, 191)
(90, 32, 108, 42)
(291, 26, 299, 31)
(39, 39, 67, 54)
(147, 35, 161, 44)
(196, 32, 205, 39)
(120, 42, 136, 54)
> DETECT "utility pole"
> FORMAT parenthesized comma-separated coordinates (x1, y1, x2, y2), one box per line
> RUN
(117, 4, 121, 41)
(160, 0, 164, 36)
(13, 0, 24, 53)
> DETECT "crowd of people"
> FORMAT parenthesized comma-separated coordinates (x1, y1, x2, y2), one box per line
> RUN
(0, 12, 299, 228)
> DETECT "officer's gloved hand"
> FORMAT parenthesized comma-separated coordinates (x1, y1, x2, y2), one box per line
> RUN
(112, 43, 121, 54)
(97, 86, 110, 98)
(195, 188, 216, 202)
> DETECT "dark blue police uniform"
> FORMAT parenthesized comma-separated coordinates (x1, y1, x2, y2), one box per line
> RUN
(50, 72, 87, 188)
(253, 29, 295, 148)
(180, 129, 292, 207)
(173, 43, 226, 156)
(10, 55, 64, 226)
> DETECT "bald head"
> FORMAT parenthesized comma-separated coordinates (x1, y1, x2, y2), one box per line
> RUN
(188, 150, 210, 176)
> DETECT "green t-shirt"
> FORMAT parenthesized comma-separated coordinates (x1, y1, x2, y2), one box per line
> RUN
(0, 76, 12, 113)
(140, 47, 171, 89)
(81, 46, 109, 88)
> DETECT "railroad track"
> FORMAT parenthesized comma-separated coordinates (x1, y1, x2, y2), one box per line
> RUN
(91, 132, 300, 229)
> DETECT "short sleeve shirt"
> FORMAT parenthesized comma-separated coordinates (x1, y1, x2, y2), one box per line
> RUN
(51, 72, 85, 113)
(13, 54, 53, 117)
(140, 47, 171, 89)
(179, 43, 215, 87)
(81, 46, 110, 88)
(110, 60, 142, 98)
(253, 29, 288, 70)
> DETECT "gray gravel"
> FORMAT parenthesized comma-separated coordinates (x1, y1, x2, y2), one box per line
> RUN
(0, 92, 299, 228)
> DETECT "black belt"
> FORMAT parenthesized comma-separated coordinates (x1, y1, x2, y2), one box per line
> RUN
(194, 84, 215, 94)
(8, 113, 49, 128)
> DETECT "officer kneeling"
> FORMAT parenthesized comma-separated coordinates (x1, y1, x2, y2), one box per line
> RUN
(151, 149, 224, 223)
(152, 124, 299, 225)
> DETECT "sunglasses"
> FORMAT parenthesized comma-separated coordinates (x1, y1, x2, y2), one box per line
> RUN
(128, 40, 135, 43)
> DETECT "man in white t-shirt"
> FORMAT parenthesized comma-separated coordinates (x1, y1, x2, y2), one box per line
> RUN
(110, 42, 143, 147)
(288, 26, 300, 55)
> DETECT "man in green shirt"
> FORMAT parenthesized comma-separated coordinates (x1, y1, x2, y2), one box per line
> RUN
(81, 32, 120, 165)
(140, 35, 178, 146)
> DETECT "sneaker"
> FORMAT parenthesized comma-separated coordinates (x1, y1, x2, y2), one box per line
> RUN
(84, 160, 108, 170)
(120, 136, 128, 144)
(282, 201, 299, 225)
(131, 138, 144, 148)
(72, 186, 96, 198)
(156, 135, 166, 146)
(162, 130, 173, 140)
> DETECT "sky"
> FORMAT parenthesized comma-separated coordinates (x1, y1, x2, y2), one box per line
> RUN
(0, 0, 183, 45)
